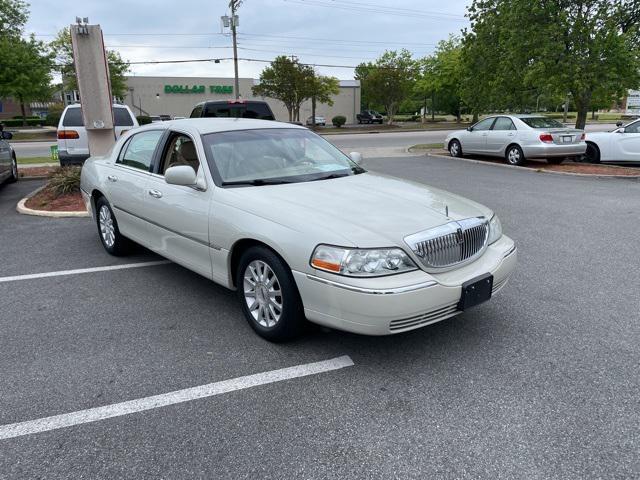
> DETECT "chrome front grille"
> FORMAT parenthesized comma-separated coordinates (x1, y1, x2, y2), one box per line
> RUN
(389, 302, 460, 332)
(404, 217, 489, 269)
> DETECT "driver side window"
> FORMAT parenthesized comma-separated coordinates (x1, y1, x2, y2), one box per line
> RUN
(472, 118, 495, 131)
(160, 133, 201, 175)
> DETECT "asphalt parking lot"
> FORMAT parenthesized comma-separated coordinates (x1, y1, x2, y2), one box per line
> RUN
(1, 156, 639, 479)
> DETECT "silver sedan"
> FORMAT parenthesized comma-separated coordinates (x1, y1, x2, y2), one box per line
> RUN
(445, 115, 587, 166)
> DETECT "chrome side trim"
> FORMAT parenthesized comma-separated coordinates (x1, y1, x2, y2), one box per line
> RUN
(503, 244, 517, 258)
(306, 273, 437, 295)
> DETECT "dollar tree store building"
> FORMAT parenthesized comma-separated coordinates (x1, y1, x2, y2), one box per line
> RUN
(123, 76, 361, 124)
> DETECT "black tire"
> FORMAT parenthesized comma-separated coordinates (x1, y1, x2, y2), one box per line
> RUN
(449, 139, 463, 158)
(8, 154, 18, 183)
(546, 157, 565, 165)
(505, 144, 526, 166)
(236, 246, 305, 342)
(584, 142, 601, 164)
(95, 196, 130, 256)
(357, 118, 362, 124)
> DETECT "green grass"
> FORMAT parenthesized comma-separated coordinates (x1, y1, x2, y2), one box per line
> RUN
(10, 131, 57, 142)
(17, 156, 57, 165)
(408, 143, 446, 152)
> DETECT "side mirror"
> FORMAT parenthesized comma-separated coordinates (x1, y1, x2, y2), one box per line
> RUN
(349, 151, 363, 164)
(615, 128, 624, 133)
(165, 165, 197, 186)
(616, 121, 623, 127)
(2, 131, 13, 140)
(466, 127, 473, 132)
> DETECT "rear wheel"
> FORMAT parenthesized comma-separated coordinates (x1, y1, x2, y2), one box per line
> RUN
(8, 154, 17, 183)
(505, 144, 526, 166)
(584, 142, 601, 164)
(236, 246, 305, 342)
(95, 197, 130, 256)
(449, 139, 463, 158)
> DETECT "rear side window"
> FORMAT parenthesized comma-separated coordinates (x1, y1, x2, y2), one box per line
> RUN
(203, 102, 274, 120)
(492, 117, 516, 131)
(114, 108, 134, 126)
(520, 117, 565, 129)
(62, 108, 83, 127)
(117, 130, 163, 171)
(190, 104, 203, 118)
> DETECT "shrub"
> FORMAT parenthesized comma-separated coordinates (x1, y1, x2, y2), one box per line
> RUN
(136, 115, 152, 125)
(45, 103, 65, 127)
(12, 115, 40, 120)
(1, 118, 43, 127)
(48, 167, 81, 196)
(332, 115, 346, 128)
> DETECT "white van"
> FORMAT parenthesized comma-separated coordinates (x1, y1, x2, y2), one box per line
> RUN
(57, 104, 138, 166)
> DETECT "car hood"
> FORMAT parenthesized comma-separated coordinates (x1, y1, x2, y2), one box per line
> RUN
(219, 172, 492, 248)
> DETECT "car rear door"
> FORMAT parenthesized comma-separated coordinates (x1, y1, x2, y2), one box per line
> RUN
(464, 117, 495, 153)
(103, 129, 165, 243)
(614, 120, 640, 161)
(140, 130, 213, 278)
(486, 117, 517, 154)
(0, 137, 10, 179)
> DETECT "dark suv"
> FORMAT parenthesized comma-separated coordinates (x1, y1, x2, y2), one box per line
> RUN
(356, 110, 383, 124)
(190, 100, 275, 120)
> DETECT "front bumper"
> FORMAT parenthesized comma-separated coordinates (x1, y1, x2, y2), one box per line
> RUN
(523, 143, 587, 158)
(293, 235, 517, 335)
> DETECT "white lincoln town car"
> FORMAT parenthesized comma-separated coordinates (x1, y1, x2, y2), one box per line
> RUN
(81, 119, 517, 341)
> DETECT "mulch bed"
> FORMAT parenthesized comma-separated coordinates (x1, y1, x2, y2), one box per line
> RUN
(25, 187, 86, 212)
(426, 148, 640, 177)
(18, 166, 58, 178)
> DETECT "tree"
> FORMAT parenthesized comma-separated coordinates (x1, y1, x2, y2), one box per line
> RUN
(252, 56, 316, 121)
(464, 0, 640, 128)
(0, 37, 53, 125)
(49, 28, 131, 100)
(306, 74, 340, 126)
(355, 50, 418, 124)
(0, 0, 28, 39)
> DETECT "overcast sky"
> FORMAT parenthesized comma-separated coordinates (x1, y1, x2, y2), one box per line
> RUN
(26, 0, 470, 80)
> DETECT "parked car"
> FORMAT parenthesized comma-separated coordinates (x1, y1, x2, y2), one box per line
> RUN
(190, 100, 275, 120)
(0, 130, 17, 184)
(149, 116, 162, 123)
(57, 104, 139, 166)
(306, 115, 326, 126)
(357, 110, 383, 124)
(444, 115, 587, 166)
(80, 118, 517, 341)
(583, 119, 640, 163)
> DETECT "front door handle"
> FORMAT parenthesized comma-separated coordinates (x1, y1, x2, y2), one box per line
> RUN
(148, 189, 163, 198)
(107, 175, 118, 182)
(507, 133, 515, 137)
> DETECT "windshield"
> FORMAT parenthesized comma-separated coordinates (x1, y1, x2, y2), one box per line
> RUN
(203, 128, 364, 185)
(520, 117, 565, 129)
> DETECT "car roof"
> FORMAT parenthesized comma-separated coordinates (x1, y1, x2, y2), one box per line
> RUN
(135, 117, 306, 135)
(65, 103, 129, 109)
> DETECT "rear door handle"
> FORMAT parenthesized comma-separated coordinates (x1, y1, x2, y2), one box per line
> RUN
(107, 175, 118, 182)
(148, 189, 163, 198)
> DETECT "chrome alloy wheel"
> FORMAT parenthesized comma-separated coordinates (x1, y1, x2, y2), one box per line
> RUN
(450, 141, 460, 157)
(507, 147, 521, 164)
(11, 158, 17, 179)
(99, 205, 116, 248)
(243, 260, 283, 328)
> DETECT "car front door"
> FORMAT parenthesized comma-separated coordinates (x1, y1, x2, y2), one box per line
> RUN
(104, 129, 164, 243)
(486, 117, 517, 154)
(0, 137, 10, 179)
(141, 131, 213, 278)
(613, 120, 640, 161)
(463, 117, 496, 153)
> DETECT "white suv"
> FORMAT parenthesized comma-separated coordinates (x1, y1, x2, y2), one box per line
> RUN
(57, 104, 138, 166)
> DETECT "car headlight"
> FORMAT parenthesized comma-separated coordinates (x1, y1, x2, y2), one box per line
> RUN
(310, 245, 417, 277)
(488, 214, 502, 245)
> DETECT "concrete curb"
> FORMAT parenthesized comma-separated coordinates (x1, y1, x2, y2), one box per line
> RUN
(16, 186, 90, 218)
(423, 152, 640, 180)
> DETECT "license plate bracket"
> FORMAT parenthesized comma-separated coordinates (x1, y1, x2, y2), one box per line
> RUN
(562, 135, 572, 143)
(457, 273, 493, 311)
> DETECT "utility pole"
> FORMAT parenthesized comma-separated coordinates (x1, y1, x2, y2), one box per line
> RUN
(226, 1, 242, 100)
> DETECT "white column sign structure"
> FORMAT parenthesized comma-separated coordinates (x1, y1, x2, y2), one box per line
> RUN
(70, 18, 116, 157)
(626, 90, 640, 115)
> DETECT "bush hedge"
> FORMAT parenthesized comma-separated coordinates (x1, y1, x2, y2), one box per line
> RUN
(332, 115, 346, 128)
(1, 118, 43, 127)
(48, 167, 81, 196)
(136, 115, 152, 125)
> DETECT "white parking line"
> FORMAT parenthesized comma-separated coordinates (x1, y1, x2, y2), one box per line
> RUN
(0, 260, 171, 283)
(0, 355, 354, 440)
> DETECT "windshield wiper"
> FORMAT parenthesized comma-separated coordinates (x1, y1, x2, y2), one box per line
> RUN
(308, 172, 350, 182)
(221, 178, 292, 186)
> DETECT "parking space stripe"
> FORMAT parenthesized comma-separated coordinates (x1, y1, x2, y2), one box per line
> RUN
(0, 355, 354, 440)
(0, 260, 171, 283)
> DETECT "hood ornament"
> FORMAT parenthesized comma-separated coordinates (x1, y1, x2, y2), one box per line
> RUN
(445, 205, 449, 217)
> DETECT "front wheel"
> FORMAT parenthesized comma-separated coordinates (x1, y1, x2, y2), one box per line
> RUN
(95, 197, 130, 256)
(449, 139, 463, 158)
(237, 246, 305, 342)
(584, 142, 600, 164)
(505, 145, 526, 166)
